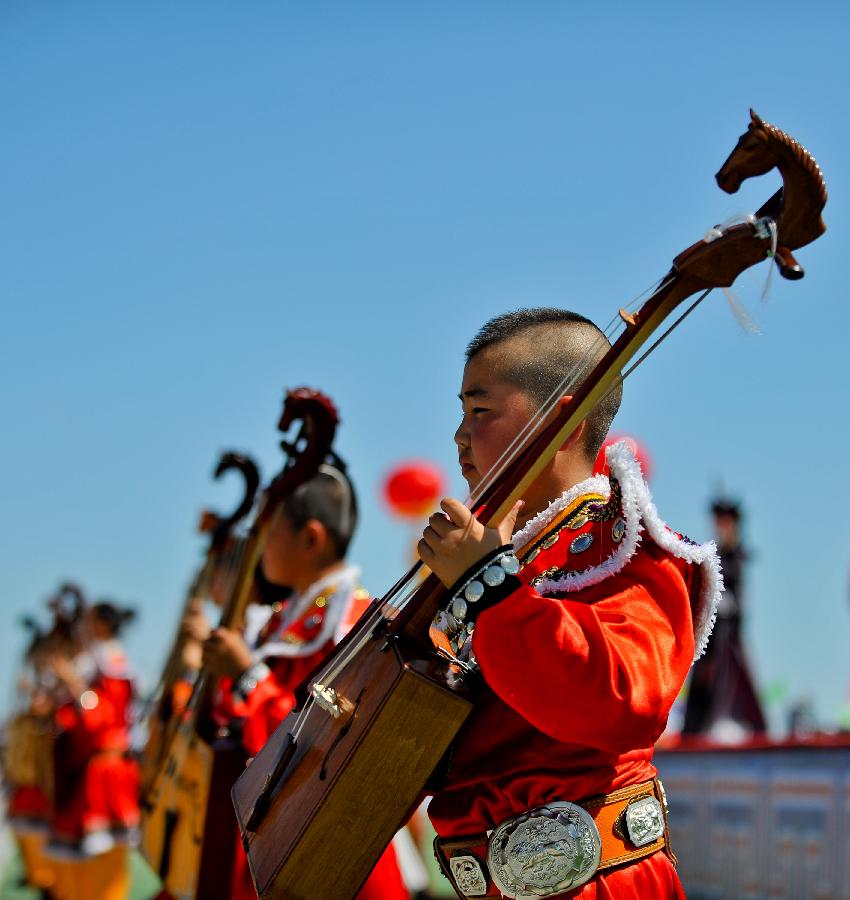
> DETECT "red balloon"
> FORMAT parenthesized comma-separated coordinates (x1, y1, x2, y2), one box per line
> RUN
(383, 461, 445, 519)
(594, 433, 653, 482)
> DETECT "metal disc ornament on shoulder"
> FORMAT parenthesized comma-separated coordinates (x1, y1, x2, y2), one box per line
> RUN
(486, 801, 602, 898)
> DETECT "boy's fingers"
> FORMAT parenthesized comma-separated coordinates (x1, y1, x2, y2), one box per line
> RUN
(417, 538, 436, 563)
(440, 497, 471, 526)
(427, 511, 453, 537)
(421, 525, 442, 547)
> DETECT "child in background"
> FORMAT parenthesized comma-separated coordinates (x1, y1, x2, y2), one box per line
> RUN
(203, 461, 409, 900)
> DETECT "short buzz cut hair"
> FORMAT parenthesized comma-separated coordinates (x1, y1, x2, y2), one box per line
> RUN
(465, 308, 622, 459)
(280, 461, 358, 560)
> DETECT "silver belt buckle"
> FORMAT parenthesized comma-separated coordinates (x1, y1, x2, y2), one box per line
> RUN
(623, 794, 665, 848)
(449, 856, 489, 897)
(486, 801, 602, 898)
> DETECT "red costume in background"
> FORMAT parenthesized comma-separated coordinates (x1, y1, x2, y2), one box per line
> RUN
(215, 566, 408, 900)
(429, 442, 720, 898)
(5, 673, 55, 893)
(47, 641, 140, 858)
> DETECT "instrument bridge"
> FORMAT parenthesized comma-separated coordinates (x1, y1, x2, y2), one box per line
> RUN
(311, 682, 342, 717)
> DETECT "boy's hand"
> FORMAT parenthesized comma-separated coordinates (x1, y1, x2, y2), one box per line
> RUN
(179, 600, 211, 645)
(202, 627, 253, 678)
(48, 654, 86, 697)
(418, 497, 523, 588)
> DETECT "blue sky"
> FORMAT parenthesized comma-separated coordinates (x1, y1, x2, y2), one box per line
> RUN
(2, 2, 849, 730)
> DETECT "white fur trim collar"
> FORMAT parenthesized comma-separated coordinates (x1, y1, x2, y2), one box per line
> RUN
(511, 473, 610, 553)
(513, 441, 720, 661)
(254, 564, 361, 661)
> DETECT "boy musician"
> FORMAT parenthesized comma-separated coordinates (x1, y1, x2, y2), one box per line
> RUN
(419, 309, 720, 899)
(201, 461, 408, 900)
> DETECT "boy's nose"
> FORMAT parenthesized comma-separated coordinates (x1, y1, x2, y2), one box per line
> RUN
(454, 422, 469, 448)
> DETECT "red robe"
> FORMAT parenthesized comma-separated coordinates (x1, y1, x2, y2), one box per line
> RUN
(47, 641, 140, 858)
(216, 566, 409, 900)
(429, 442, 720, 898)
(8, 784, 51, 830)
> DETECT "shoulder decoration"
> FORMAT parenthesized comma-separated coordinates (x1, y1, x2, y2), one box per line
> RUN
(514, 441, 721, 660)
(254, 564, 361, 660)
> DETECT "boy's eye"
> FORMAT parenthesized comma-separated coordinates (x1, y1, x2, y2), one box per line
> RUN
(472, 407, 489, 415)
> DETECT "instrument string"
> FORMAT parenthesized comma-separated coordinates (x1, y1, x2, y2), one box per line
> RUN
(376, 277, 671, 617)
(289, 274, 679, 739)
(619, 288, 712, 382)
(350, 317, 625, 619)
(367, 279, 664, 617)
(344, 325, 616, 626)
(295, 275, 681, 720)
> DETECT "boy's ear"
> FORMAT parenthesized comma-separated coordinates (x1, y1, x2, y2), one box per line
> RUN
(554, 396, 586, 452)
(302, 519, 329, 557)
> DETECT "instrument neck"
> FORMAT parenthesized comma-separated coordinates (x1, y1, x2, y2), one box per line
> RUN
(192, 503, 275, 730)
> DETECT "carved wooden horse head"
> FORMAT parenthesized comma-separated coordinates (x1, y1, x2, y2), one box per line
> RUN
(715, 109, 827, 280)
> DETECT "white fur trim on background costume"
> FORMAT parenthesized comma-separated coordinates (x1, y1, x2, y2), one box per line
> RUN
(513, 441, 721, 661)
(91, 639, 133, 680)
(253, 564, 361, 660)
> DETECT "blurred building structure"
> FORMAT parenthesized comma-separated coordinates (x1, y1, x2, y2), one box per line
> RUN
(657, 739, 850, 899)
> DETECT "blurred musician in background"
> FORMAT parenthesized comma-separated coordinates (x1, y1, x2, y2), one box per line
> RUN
(682, 499, 766, 740)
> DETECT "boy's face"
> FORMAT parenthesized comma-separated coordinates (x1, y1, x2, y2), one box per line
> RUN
(85, 609, 111, 642)
(455, 348, 539, 492)
(261, 510, 305, 588)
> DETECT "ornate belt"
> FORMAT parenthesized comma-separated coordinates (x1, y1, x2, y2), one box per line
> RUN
(433, 778, 673, 899)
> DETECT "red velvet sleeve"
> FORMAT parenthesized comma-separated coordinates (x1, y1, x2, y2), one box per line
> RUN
(471, 548, 695, 752)
(232, 671, 297, 758)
